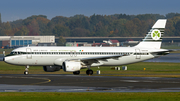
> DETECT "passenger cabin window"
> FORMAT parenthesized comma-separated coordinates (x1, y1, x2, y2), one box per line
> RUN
(7, 51, 140, 56)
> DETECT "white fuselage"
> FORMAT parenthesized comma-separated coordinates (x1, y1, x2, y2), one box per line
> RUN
(4, 46, 165, 66)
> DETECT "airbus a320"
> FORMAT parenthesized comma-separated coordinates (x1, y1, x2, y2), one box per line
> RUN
(3, 19, 169, 75)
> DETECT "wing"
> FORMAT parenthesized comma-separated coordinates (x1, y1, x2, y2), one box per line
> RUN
(80, 54, 128, 65)
(81, 55, 125, 61)
(54, 54, 129, 66)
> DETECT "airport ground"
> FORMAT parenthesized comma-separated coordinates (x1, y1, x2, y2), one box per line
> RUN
(1, 49, 180, 100)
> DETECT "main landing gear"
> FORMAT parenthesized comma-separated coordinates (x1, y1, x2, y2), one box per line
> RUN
(73, 71, 80, 75)
(86, 69, 93, 75)
(72, 69, 93, 75)
(24, 65, 29, 75)
(86, 65, 93, 75)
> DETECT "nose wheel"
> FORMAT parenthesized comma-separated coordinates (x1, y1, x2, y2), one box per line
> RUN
(24, 65, 29, 75)
(24, 71, 29, 75)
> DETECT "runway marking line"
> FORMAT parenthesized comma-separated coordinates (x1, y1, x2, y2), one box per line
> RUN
(1, 76, 51, 85)
(28, 77, 51, 85)
(55, 78, 121, 85)
(102, 75, 180, 78)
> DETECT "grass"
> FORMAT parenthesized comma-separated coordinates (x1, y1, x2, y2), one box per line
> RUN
(1, 61, 180, 77)
(0, 49, 12, 55)
(0, 92, 180, 101)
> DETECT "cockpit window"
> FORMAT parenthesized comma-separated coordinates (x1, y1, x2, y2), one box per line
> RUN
(6, 51, 24, 56)
(11, 52, 15, 54)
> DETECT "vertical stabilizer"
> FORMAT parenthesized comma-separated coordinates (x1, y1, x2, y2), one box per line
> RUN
(135, 19, 167, 49)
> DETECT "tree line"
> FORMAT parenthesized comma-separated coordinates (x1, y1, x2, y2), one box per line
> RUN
(0, 13, 180, 37)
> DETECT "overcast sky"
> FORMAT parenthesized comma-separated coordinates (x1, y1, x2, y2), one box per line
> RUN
(0, 0, 180, 22)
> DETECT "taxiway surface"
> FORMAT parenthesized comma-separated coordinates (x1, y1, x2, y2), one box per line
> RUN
(0, 74, 180, 92)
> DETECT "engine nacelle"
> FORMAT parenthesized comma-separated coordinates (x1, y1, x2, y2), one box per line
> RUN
(43, 66, 61, 72)
(62, 61, 81, 72)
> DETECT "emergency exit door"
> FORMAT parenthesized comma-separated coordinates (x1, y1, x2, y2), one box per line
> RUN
(135, 48, 141, 59)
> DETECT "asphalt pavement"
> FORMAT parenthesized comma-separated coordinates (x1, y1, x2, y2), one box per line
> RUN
(1, 74, 180, 92)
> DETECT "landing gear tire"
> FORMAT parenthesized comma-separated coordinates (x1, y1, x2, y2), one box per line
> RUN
(86, 69, 93, 75)
(24, 71, 29, 75)
(24, 65, 29, 75)
(73, 71, 80, 75)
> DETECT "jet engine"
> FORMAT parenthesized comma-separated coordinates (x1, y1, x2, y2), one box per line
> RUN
(62, 61, 81, 72)
(43, 66, 61, 72)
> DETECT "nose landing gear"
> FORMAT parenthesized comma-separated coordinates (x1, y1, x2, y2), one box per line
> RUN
(24, 65, 29, 75)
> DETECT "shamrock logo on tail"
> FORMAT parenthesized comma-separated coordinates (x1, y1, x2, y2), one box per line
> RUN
(153, 31, 160, 37)
(151, 30, 161, 40)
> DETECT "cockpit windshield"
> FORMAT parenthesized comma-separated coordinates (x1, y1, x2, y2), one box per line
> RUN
(6, 51, 24, 56)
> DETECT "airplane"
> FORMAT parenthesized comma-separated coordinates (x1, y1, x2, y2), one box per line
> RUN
(3, 19, 169, 75)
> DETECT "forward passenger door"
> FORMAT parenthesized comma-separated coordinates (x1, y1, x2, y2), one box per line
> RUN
(26, 48, 32, 59)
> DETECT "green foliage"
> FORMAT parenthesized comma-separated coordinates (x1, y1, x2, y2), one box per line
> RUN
(0, 92, 180, 101)
(175, 20, 180, 36)
(14, 26, 29, 36)
(57, 36, 66, 46)
(1, 13, 180, 37)
(53, 25, 70, 36)
(136, 14, 165, 21)
(166, 12, 180, 19)
(71, 28, 91, 37)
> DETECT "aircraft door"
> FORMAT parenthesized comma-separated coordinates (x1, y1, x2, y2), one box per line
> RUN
(135, 48, 141, 59)
(70, 51, 76, 57)
(26, 48, 32, 59)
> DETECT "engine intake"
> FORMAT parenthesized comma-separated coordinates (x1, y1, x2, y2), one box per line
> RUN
(62, 61, 81, 72)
